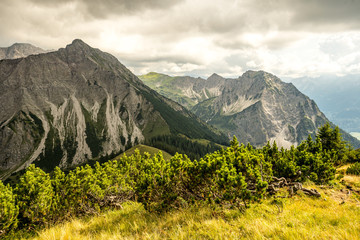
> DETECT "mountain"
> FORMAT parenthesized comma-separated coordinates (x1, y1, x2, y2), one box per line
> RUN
(139, 71, 360, 149)
(0, 43, 48, 59)
(0, 39, 226, 179)
(287, 75, 360, 134)
(140, 72, 226, 109)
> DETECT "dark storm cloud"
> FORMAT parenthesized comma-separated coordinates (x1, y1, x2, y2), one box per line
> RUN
(286, 0, 360, 30)
(27, 0, 184, 18)
(205, 0, 360, 50)
(240, 0, 360, 30)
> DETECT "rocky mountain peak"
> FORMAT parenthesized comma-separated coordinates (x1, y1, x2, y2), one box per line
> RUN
(208, 73, 222, 79)
(72, 39, 87, 45)
(62, 39, 96, 58)
(65, 39, 92, 51)
(0, 42, 47, 60)
(57, 39, 130, 80)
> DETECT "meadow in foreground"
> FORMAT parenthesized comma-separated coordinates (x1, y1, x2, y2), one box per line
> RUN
(27, 182, 360, 240)
(2, 124, 360, 239)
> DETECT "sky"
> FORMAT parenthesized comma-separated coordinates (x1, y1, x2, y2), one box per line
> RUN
(1, 0, 360, 78)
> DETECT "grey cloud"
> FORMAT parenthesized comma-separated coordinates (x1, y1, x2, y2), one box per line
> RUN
(242, 0, 360, 32)
(225, 54, 252, 68)
(116, 52, 203, 66)
(203, 0, 360, 39)
(2, 0, 360, 78)
(28, 0, 184, 18)
(214, 32, 302, 51)
(287, 0, 360, 30)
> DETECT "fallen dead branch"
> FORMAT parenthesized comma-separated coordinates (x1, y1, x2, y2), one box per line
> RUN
(268, 176, 321, 198)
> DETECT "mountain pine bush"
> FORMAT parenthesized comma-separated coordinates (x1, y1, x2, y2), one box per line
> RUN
(15, 164, 53, 226)
(1, 123, 353, 236)
(346, 162, 360, 175)
(0, 181, 18, 233)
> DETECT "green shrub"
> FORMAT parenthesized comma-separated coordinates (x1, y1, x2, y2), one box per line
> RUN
(346, 162, 360, 175)
(50, 167, 66, 220)
(138, 136, 272, 212)
(263, 124, 345, 184)
(0, 181, 18, 232)
(15, 164, 54, 225)
(3, 123, 348, 235)
(61, 164, 103, 214)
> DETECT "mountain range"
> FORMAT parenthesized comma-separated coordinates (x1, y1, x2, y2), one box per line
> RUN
(139, 72, 360, 149)
(1, 40, 359, 180)
(0, 40, 225, 179)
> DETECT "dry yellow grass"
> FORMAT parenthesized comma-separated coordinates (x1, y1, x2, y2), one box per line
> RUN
(25, 186, 360, 240)
(6, 173, 360, 240)
(337, 164, 351, 172)
(342, 175, 360, 186)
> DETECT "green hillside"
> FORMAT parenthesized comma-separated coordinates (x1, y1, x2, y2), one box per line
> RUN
(139, 87, 227, 145)
(139, 72, 198, 108)
(115, 144, 172, 161)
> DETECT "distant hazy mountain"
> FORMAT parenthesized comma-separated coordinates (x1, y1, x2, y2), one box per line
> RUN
(0, 43, 48, 59)
(0, 40, 225, 179)
(140, 71, 360, 149)
(288, 75, 360, 133)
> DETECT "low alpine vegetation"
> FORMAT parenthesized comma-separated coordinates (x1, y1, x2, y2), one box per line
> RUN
(0, 123, 357, 237)
(347, 162, 360, 175)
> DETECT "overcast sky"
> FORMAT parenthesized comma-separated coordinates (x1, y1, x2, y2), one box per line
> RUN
(1, 0, 360, 78)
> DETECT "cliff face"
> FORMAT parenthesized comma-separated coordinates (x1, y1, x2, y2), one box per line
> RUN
(0, 40, 225, 179)
(0, 43, 48, 60)
(140, 71, 360, 148)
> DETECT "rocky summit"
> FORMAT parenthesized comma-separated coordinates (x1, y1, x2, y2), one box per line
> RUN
(0, 43, 48, 60)
(140, 71, 360, 149)
(0, 39, 225, 179)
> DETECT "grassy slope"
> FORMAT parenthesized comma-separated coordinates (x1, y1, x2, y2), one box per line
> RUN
(139, 72, 196, 109)
(115, 144, 172, 161)
(178, 133, 228, 149)
(14, 175, 360, 240)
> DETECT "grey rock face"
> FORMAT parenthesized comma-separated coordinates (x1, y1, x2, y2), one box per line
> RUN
(0, 43, 48, 59)
(141, 70, 360, 148)
(0, 39, 224, 179)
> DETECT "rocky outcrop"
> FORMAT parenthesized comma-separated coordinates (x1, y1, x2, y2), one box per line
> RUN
(140, 71, 360, 149)
(0, 40, 225, 179)
(0, 43, 48, 60)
